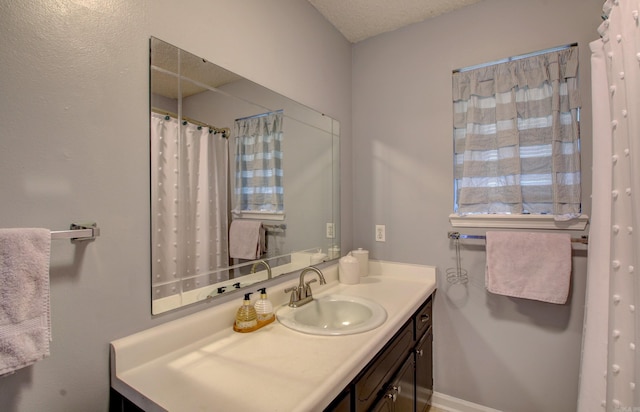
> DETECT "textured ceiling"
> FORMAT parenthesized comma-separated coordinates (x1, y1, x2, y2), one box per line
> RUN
(308, 0, 482, 43)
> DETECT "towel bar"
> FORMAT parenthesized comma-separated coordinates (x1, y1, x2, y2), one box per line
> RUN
(51, 223, 100, 241)
(448, 231, 588, 244)
(263, 223, 286, 232)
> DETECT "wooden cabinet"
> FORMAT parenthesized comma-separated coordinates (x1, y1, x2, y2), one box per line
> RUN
(326, 292, 434, 412)
(372, 354, 415, 412)
(414, 296, 434, 411)
(325, 386, 352, 412)
(109, 388, 144, 412)
(354, 320, 414, 411)
(415, 327, 433, 412)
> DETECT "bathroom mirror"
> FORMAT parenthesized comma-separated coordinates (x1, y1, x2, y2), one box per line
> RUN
(150, 37, 340, 314)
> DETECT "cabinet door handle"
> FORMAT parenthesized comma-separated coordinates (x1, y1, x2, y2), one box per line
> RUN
(420, 314, 430, 323)
(416, 348, 423, 357)
(385, 385, 401, 402)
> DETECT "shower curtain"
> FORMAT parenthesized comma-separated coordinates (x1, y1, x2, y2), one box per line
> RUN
(150, 113, 229, 297)
(579, 1, 640, 410)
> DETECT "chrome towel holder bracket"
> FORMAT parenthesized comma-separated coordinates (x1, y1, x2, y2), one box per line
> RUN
(51, 222, 100, 242)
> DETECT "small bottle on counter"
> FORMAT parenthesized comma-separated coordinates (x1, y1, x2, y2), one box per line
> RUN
(254, 287, 275, 327)
(233, 292, 258, 333)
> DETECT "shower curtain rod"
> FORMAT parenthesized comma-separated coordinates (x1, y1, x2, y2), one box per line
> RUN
(235, 109, 283, 122)
(151, 107, 230, 138)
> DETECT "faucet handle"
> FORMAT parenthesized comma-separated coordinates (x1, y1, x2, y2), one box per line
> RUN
(284, 286, 299, 305)
(304, 279, 317, 298)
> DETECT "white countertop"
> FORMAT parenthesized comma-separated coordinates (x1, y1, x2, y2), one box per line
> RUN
(111, 260, 436, 411)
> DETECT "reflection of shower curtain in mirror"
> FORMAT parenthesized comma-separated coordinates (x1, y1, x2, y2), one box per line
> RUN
(151, 113, 229, 298)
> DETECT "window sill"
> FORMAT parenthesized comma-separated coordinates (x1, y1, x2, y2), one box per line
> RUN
(233, 211, 285, 221)
(449, 213, 589, 231)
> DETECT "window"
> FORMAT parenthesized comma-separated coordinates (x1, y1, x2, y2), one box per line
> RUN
(452, 45, 581, 219)
(233, 110, 284, 217)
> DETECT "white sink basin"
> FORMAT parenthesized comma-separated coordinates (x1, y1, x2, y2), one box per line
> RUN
(276, 294, 387, 336)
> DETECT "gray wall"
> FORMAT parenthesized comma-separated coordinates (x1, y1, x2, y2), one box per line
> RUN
(0, 0, 606, 410)
(351, 0, 601, 411)
(0, 1, 352, 410)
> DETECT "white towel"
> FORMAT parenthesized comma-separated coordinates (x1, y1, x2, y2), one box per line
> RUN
(229, 220, 265, 260)
(485, 231, 571, 304)
(0, 228, 51, 376)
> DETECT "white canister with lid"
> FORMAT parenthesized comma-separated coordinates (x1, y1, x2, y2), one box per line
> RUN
(351, 248, 369, 277)
(338, 253, 360, 284)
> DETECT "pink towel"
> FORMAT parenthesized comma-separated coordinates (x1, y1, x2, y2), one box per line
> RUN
(0, 228, 51, 376)
(229, 220, 265, 260)
(485, 231, 571, 304)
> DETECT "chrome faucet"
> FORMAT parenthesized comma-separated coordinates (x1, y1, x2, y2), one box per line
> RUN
(250, 259, 272, 279)
(284, 266, 326, 307)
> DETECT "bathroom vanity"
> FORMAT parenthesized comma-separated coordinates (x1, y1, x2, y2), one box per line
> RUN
(327, 292, 433, 411)
(110, 261, 436, 411)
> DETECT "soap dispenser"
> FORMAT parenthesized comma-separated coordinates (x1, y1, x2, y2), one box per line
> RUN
(233, 292, 258, 333)
(254, 287, 275, 327)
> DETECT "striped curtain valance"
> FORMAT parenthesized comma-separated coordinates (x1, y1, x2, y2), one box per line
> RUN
(234, 111, 284, 213)
(453, 46, 581, 216)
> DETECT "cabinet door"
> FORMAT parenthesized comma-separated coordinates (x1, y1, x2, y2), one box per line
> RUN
(415, 327, 433, 412)
(393, 354, 415, 412)
(370, 396, 393, 412)
(354, 321, 413, 411)
(371, 354, 415, 412)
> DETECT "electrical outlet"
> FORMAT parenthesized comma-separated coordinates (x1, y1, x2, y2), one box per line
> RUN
(375, 225, 386, 242)
(326, 223, 335, 239)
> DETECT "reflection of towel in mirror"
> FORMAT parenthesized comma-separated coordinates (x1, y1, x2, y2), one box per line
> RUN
(0, 228, 51, 376)
(485, 231, 571, 304)
(229, 220, 265, 260)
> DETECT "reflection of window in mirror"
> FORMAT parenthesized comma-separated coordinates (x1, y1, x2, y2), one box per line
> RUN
(233, 110, 285, 218)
